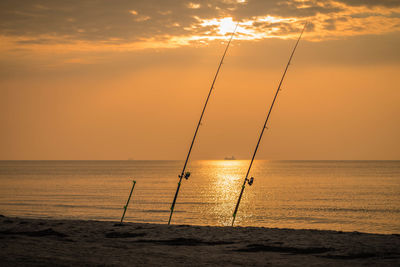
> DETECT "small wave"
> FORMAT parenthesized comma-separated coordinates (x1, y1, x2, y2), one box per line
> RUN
(296, 207, 400, 214)
(139, 209, 170, 213)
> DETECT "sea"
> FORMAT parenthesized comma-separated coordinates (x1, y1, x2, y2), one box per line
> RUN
(0, 160, 399, 234)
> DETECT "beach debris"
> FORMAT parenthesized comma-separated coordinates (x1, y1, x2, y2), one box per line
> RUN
(134, 237, 234, 246)
(105, 231, 146, 238)
(231, 22, 308, 227)
(0, 228, 67, 238)
(235, 244, 332, 254)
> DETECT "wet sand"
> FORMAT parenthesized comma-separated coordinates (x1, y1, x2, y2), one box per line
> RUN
(1, 215, 399, 266)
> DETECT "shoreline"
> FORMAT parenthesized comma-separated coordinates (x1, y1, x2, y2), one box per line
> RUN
(1, 215, 399, 266)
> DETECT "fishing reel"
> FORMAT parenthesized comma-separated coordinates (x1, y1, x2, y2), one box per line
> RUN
(246, 177, 254, 186)
(179, 172, 191, 180)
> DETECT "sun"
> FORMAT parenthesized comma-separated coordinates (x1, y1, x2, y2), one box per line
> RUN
(199, 17, 253, 38)
(218, 17, 237, 35)
(200, 17, 238, 36)
(198, 16, 292, 41)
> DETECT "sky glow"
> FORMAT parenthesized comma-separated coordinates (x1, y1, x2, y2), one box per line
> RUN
(0, 0, 399, 160)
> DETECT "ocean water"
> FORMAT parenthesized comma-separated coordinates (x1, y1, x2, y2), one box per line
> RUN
(0, 160, 399, 234)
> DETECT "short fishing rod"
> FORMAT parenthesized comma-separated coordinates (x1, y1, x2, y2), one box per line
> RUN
(231, 22, 307, 227)
(168, 22, 240, 225)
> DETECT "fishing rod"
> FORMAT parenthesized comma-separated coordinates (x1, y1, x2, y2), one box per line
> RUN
(120, 180, 136, 224)
(168, 22, 240, 225)
(231, 22, 307, 227)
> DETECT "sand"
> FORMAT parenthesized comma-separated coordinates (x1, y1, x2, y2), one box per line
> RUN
(1, 215, 399, 266)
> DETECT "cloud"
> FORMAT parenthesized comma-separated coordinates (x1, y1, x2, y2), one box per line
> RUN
(0, 0, 399, 51)
(232, 0, 344, 18)
(0, 0, 219, 41)
(334, 0, 400, 8)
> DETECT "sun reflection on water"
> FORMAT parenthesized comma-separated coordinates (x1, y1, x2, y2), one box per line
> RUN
(197, 160, 250, 225)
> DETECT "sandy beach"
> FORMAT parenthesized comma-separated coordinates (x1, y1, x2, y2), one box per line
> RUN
(1, 215, 399, 266)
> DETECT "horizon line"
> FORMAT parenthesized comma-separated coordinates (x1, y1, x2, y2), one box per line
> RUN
(0, 159, 399, 161)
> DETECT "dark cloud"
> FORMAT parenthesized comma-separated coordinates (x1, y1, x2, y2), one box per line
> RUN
(250, 21, 301, 35)
(350, 12, 399, 19)
(323, 18, 336, 30)
(335, 0, 400, 8)
(232, 0, 343, 19)
(0, 0, 230, 42)
(15, 38, 71, 45)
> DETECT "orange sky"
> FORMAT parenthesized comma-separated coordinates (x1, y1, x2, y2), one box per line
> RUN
(0, 0, 399, 160)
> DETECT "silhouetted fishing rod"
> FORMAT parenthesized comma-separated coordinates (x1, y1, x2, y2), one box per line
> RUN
(231, 22, 307, 227)
(168, 22, 240, 225)
(120, 180, 136, 224)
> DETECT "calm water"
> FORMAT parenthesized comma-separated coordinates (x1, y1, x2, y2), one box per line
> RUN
(0, 160, 399, 234)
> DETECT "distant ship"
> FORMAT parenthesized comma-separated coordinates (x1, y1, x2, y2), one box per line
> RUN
(224, 156, 236, 160)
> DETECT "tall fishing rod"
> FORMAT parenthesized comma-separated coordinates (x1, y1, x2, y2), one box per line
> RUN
(231, 22, 307, 227)
(168, 22, 240, 225)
